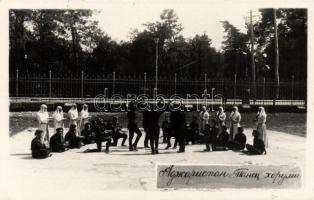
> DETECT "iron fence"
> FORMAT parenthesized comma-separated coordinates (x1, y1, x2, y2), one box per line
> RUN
(9, 71, 306, 102)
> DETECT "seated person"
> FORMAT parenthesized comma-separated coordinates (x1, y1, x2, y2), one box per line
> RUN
(228, 127, 247, 150)
(81, 123, 95, 144)
(94, 119, 112, 153)
(65, 124, 83, 149)
(245, 130, 267, 155)
(31, 129, 51, 159)
(213, 125, 229, 151)
(110, 117, 127, 146)
(50, 128, 66, 152)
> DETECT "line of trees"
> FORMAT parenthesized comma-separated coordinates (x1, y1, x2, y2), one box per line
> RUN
(9, 9, 307, 81)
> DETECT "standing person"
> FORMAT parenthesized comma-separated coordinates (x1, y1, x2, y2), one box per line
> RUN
(199, 106, 210, 133)
(31, 129, 51, 159)
(53, 106, 65, 133)
(50, 128, 66, 152)
(79, 104, 90, 134)
(68, 103, 79, 128)
(256, 106, 268, 148)
(111, 117, 127, 146)
(127, 101, 142, 151)
(245, 130, 266, 155)
(162, 114, 171, 149)
(36, 104, 50, 144)
(170, 104, 186, 153)
(216, 106, 226, 134)
(229, 106, 241, 140)
(148, 109, 162, 154)
(142, 110, 150, 148)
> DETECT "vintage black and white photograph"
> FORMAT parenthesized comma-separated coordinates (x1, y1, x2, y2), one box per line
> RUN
(1, 0, 313, 199)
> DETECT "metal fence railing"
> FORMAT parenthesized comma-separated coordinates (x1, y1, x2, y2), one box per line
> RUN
(9, 71, 306, 103)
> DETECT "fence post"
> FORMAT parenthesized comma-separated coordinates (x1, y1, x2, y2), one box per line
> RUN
(291, 75, 294, 105)
(144, 72, 147, 95)
(263, 77, 266, 105)
(174, 73, 177, 94)
(49, 70, 52, 98)
(204, 73, 207, 90)
(234, 74, 237, 105)
(113, 72, 116, 96)
(16, 70, 19, 97)
(80, 71, 84, 98)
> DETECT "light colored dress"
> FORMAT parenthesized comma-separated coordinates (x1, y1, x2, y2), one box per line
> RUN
(257, 113, 268, 148)
(217, 111, 226, 133)
(229, 111, 241, 140)
(36, 111, 49, 143)
(79, 109, 89, 133)
(53, 111, 64, 133)
(68, 108, 79, 134)
(199, 110, 210, 133)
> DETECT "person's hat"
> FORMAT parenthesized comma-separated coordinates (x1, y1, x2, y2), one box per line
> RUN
(56, 127, 63, 132)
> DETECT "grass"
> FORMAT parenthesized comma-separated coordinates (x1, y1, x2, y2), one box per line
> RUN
(9, 112, 306, 137)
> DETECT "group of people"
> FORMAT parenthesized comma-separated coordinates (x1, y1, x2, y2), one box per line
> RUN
(31, 102, 268, 159)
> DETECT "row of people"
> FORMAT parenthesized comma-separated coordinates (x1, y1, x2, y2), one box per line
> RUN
(36, 104, 90, 145)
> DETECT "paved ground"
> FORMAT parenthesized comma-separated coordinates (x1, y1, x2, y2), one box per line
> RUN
(8, 126, 305, 192)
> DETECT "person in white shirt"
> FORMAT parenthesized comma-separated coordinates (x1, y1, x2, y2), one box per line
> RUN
(68, 104, 79, 131)
(256, 106, 268, 148)
(36, 104, 50, 144)
(229, 106, 241, 140)
(216, 106, 226, 134)
(79, 104, 90, 133)
(53, 106, 65, 133)
(199, 106, 210, 133)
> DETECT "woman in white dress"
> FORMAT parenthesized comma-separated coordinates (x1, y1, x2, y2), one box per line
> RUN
(36, 104, 50, 144)
(199, 106, 210, 133)
(256, 106, 268, 148)
(68, 103, 79, 129)
(53, 106, 64, 133)
(79, 104, 90, 133)
(216, 106, 226, 134)
(229, 106, 241, 140)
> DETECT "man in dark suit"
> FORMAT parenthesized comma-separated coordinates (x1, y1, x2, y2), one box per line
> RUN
(50, 128, 66, 152)
(31, 129, 51, 159)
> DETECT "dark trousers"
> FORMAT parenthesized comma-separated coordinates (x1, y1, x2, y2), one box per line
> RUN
(246, 144, 263, 155)
(144, 128, 150, 147)
(128, 123, 142, 148)
(112, 132, 127, 146)
(228, 141, 245, 150)
(96, 137, 111, 152)
(175, 129, 185, 152)
(149, 127, 160, 153)
(32, 149, 51, 159)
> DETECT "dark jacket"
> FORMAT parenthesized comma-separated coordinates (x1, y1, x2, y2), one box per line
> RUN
(31, 137, 50, 158)
(49, 134, 65, 152)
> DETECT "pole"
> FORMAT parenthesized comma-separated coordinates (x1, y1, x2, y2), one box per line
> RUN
(49, 70, 52, 98)
(234, 73, 237, 104)
(174, 73, 177, 94)
(204, 73, 207, 90)
(263, 76, 266, 105)
(250, 9, 256, 103)
(154, 38, 159, 92)
(144, 72, 147, 95)
(291, 75, 294, 105)
(81, 71, 84, 98)
(16, 69, 19, 97)
(211, 88, 215, 111)
(113, 71, 116, 96)
(274, 8, 280, 104)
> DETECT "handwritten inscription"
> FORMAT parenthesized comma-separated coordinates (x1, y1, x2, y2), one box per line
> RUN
(157, 165, 301, 189)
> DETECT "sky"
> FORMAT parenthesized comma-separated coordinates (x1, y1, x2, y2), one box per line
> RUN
(93, 2, 255, 50)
